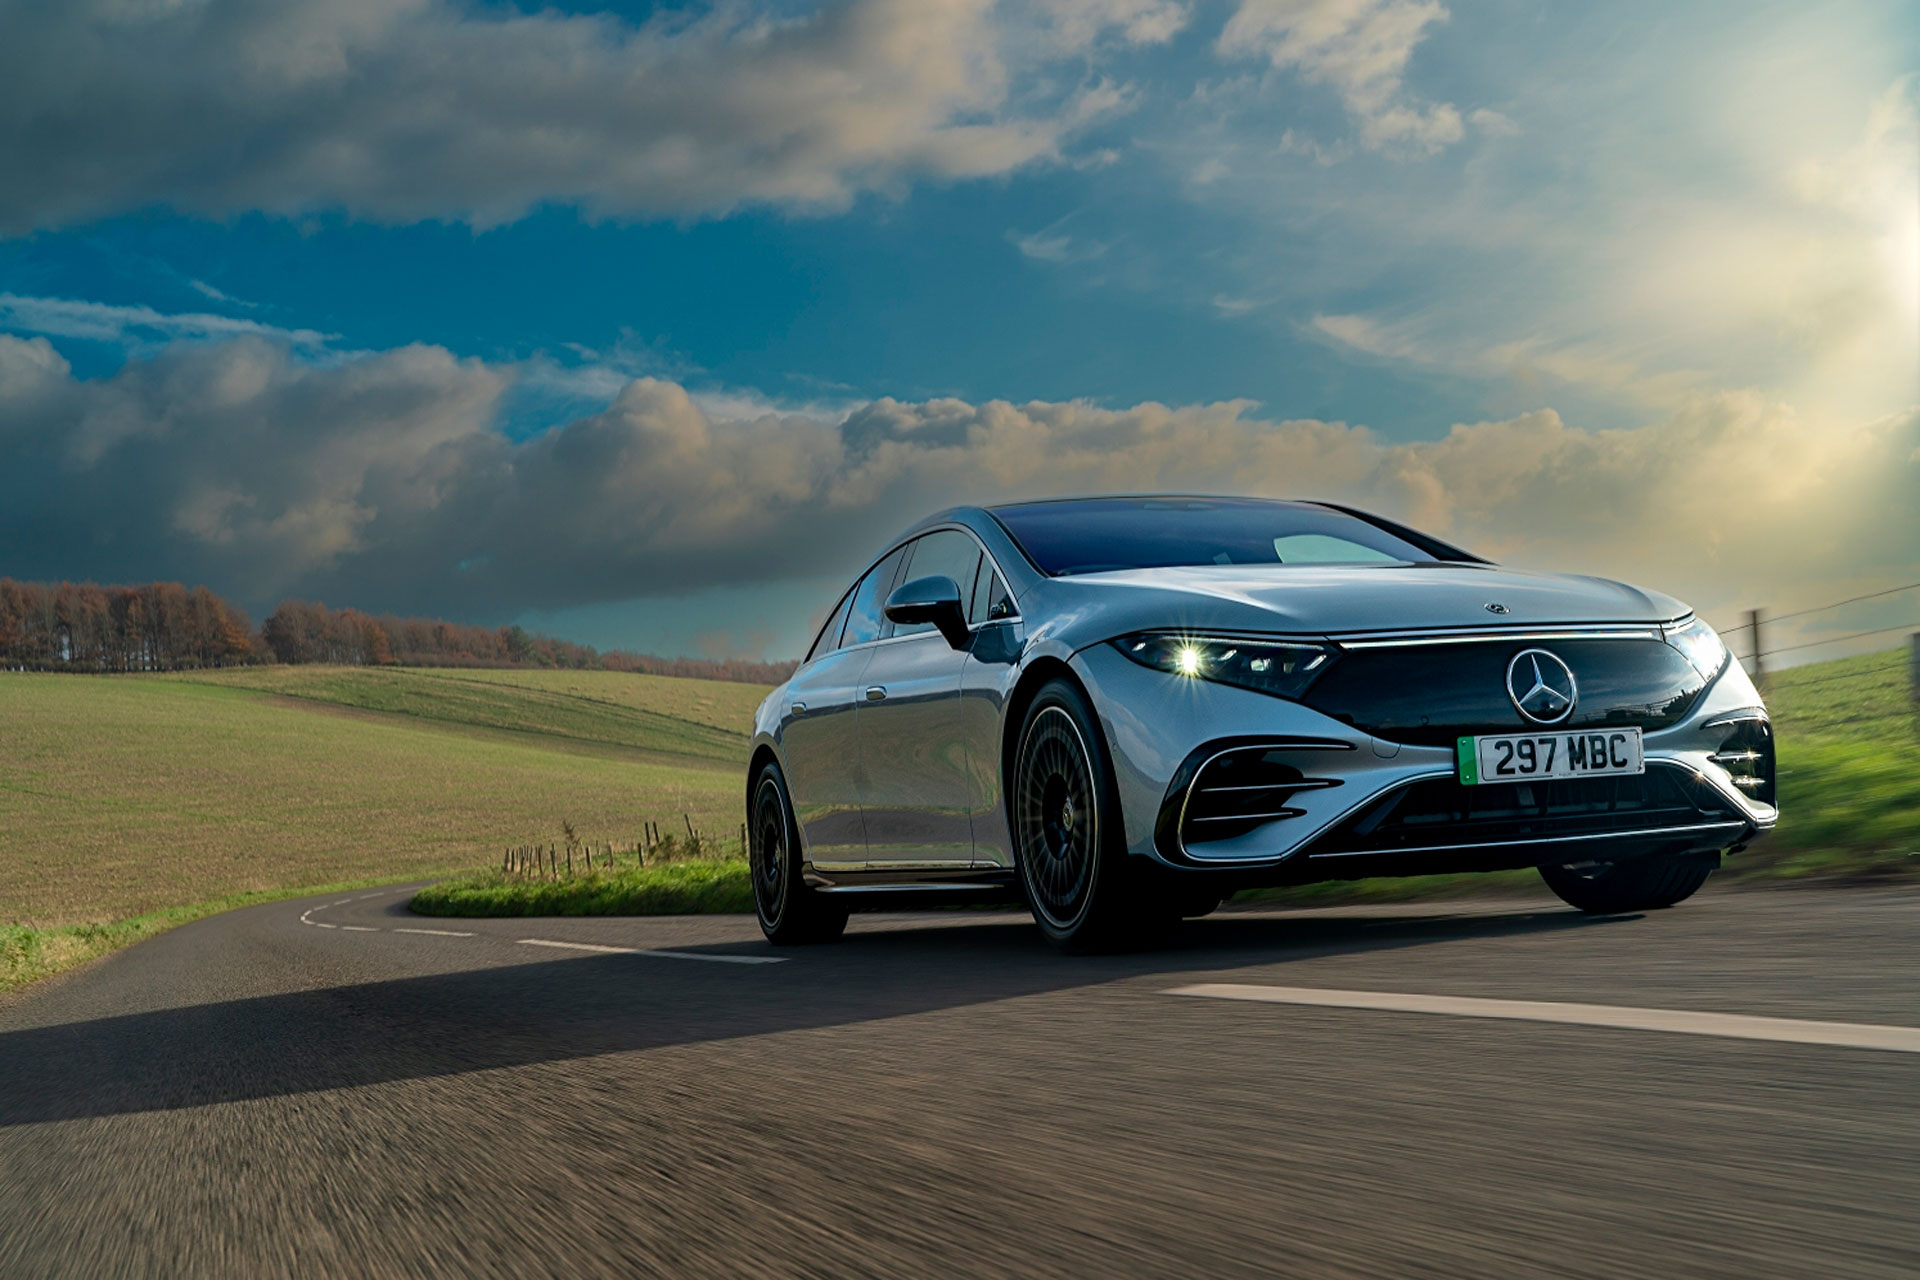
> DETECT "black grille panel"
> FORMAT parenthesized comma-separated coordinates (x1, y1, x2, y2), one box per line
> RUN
(1304, 764, 1740, 857)
(1710, 718, 1775, 806)
(1181, 748, 1344, 844)
(1304, 638, 1706, 746)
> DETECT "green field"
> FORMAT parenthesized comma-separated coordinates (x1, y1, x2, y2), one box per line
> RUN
(0, 667, 763, 935)
(1, 647, 1914, 988)
(1747, 650, 1919, 878)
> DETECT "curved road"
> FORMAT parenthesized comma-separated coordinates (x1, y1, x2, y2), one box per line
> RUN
(1, 884, 1916, 1277)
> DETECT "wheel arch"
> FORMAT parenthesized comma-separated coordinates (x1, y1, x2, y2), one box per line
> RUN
(1000, 655, 1104, 818)
(746, 741, 782, 810)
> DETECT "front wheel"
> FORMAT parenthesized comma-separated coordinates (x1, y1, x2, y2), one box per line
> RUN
(1539, 853, 1716, 914)
(750, 762, 848, 945)
(1011, 679, 1164, 952)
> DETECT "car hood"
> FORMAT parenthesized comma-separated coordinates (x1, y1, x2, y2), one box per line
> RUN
(1030, 562, 1690, 647)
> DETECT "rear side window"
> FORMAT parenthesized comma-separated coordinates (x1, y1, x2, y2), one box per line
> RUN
(970, 566, 1016, 624)
(841, 546, 907, 647)
(893, 530, 985, 638)
(805, 589, 855, 662)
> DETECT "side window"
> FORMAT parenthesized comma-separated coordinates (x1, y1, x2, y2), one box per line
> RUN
(892, 530, 984, 638)
(840, 546, 907, 647)
(805, 589, 855, 663)
(970, 565, 1017, 624)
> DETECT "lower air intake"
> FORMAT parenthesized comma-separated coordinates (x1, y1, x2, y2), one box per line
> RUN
(1181, 748, 1344, 845)
(1302, 763, 1742, 857)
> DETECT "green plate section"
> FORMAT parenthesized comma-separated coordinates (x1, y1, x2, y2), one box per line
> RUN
(1456, 736, 1479, 786)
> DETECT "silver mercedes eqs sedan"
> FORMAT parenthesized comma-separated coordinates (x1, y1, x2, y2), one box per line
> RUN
(747, 496, 1776, 951)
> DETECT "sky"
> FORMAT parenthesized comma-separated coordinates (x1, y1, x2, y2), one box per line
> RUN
(0, 0, 1915, 665)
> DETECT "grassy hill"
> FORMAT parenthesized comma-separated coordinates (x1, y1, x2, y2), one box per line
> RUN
(1751, 649, 1918, 878)
(0, 667, 764, 939)
(1, 647, 1913, 988)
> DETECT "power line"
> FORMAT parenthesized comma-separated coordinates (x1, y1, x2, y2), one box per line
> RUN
(1761, 620, 1920, 657)
(1765, 580, 1920, 624)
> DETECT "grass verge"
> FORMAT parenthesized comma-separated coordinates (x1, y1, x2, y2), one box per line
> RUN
(411, 860, 753, 918)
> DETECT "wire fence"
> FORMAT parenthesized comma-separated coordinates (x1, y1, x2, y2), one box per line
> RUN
(1705, 578, 1920, 701)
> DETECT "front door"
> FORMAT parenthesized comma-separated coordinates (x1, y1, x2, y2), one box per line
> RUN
(855, 632, 972, 866)
(854, 529, 984, 868)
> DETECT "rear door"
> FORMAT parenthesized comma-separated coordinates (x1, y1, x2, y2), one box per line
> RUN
(854, 530, 984, 868)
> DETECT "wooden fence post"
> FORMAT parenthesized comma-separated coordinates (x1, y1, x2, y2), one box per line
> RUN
(1747, 608, 1765, 689)
(1910, 632, 1919, 704)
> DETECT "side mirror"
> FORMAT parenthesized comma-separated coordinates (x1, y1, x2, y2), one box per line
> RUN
(884, 575, 970, 649)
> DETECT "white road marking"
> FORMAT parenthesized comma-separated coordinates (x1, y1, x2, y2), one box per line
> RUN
(517, 938, 785, 965)
(338, 925, 378, 933)
(1167, 984, 1920, 1054)
(313, 922, 337, 930)
(393, 927, 476, 938)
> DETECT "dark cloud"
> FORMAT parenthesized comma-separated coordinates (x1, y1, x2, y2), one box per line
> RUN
(0, 0, 1148, 234)
(3, 334, 1915, 638)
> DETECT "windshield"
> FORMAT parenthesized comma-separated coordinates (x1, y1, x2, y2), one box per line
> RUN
(992, 497, 1449, 577)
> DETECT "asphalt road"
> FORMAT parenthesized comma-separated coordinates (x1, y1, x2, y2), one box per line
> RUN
(1, 883, 1915, 1278)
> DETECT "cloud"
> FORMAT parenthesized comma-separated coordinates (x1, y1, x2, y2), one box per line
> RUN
(1008, 229, 1107, 264)
(0, 0, 1141, 234)
(3, 333, 1914, 652)
(1027, 0, 1192, 48)
(1218, 0, 1463, 153)
(0, 294, 333, 349)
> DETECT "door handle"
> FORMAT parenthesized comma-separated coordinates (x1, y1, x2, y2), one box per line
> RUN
(790, 702, 806, 716)
(865, 686, 887, 702)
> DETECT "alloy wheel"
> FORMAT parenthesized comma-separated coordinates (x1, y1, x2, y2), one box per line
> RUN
(1016, 705, 1098, 929)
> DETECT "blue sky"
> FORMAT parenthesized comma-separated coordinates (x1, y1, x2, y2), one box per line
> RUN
(0, 0, 1915, 660)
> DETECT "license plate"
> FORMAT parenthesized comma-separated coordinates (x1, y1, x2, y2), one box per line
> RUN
(1457, 728, 1643, 786)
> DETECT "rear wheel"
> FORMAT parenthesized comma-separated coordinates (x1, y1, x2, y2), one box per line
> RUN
(1011, 679, 1164, 952)
(1539, 853, 1716, 914)
(750, 762, 848, 945)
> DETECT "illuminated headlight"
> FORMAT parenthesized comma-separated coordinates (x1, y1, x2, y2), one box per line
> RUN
(1664, 617, 1729, 680)
(1112, 633, 1334, 700)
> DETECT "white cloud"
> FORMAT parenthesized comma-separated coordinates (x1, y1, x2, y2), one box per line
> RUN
(1027, 0, 1193, 48)
(0, 0, 1139, 234)
(0, 294, 333, 349)
(1008, 228, 1108, 264)
(1467, 107, 1519, 137)
(3, 333, 1913, 653)
(1218, 0, 1463, 153)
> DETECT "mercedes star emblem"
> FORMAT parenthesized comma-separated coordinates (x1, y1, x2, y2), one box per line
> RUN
(1506, 648, 1577, 725)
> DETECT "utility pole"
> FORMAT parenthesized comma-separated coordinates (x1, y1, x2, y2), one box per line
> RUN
(1747, 608, 1765, 689)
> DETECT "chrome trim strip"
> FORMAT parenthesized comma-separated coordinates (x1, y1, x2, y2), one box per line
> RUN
(1196, 778, 1342, 794)
(1173, 742, 1388, 863)
(1338, 626, 1663, 649)
(1189, 808, 1307, 824)
(1304, 820, 1750, 860)
(1704, 710, 1770, 731)
(817, 882, 999, 893)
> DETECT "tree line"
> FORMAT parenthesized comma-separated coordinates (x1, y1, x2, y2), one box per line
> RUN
(0, 580, 795, 684)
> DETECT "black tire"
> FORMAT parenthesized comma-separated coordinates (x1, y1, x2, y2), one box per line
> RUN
(1539, 853, 1716, 914)
(1010, 679, 1165, 952)
(750, 762, 848, 945)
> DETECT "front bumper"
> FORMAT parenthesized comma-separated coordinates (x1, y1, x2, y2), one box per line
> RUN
(1070, 643, 1776, 880)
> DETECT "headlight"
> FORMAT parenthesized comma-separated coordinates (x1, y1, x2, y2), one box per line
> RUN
(1664, 617, 1728, 680)
(1112, 633, 1334, 700)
